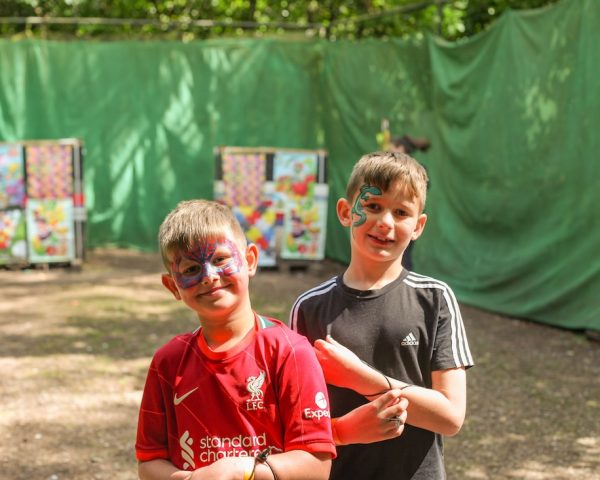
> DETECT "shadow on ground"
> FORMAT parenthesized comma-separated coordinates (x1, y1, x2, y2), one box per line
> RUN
(0, 248, 598, 480)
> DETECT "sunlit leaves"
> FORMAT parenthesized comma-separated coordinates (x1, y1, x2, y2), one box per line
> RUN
(0, 0, 560, 41)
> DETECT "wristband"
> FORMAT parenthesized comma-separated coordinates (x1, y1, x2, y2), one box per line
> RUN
(243, 464, 253, 480)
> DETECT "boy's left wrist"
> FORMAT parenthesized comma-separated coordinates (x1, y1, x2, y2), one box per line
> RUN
(357, 365, 390, 395)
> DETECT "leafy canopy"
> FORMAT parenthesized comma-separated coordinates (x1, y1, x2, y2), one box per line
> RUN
(0, 0, 559, 41)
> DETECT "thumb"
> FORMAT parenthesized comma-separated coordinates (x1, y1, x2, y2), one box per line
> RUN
(325, 334, 343, 347)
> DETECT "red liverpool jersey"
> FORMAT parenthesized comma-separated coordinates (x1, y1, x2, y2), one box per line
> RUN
(135, 314, 335, 470)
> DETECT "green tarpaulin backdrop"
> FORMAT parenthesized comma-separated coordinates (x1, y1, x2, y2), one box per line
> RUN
(1, 0, 598, 331)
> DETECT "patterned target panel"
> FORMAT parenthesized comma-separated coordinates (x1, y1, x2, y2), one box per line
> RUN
(25, 198, 75, 263)
(0, 144, 26, 209)
(0, 208, 28, 263)
(25, 144, 74, 199)
(221, 152, 266, 207)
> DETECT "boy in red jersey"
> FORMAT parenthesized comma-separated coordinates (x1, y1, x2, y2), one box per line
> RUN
(135, 199, 335, 480)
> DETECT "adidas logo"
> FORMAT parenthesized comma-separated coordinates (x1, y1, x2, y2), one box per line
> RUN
(401, 332, 419, 346)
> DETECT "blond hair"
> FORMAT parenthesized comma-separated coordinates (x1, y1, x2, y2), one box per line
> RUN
(158, 199, 246, 269)
(345, 151, 429, 211)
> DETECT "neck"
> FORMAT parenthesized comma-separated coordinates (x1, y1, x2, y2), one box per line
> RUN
(344, 257, 404, 291)
(199, 307, 255, 352)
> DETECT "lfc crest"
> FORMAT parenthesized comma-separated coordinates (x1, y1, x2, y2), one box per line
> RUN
(246, 371, 266, 411)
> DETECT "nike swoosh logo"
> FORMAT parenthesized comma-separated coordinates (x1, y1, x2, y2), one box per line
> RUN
(174, 387, 199, 406)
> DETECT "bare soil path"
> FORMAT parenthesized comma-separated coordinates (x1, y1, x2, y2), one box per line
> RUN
(0, 248, 598, 479)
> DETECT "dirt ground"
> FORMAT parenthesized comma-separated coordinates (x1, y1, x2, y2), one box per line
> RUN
(0, 248, 599, 480)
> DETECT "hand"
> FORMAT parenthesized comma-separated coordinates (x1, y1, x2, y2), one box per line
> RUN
(335, 390, 409, 445)
(170, 472, 193, 480)
(313, 335, 378, 393)
(182, 457, 254, 480)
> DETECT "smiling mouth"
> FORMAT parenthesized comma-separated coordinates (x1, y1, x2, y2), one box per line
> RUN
(368, 234, 394, 244)
(200, 285, 226, 295)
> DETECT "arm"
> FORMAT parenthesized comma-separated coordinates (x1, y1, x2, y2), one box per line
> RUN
(253, 450, 331, 480)
(315, 335, 467, 436)
(313, 337, 409, 444)
(401, 367, 466, 436)
(140, 451, 331, 480)
(138, 458, 193, 480)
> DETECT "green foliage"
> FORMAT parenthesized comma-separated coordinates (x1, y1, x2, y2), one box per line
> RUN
(0, 0, 560, 41)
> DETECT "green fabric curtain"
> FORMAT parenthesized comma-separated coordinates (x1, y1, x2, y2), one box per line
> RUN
(414, 0, 600, 332)
(0, 0, 597, 331)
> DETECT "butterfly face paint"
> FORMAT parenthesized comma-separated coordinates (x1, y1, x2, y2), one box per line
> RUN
(351, 185, 382, 227)
(170, 239, 244, 290)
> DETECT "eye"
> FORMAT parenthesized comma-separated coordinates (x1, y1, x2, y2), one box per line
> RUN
(395, 209, 409, 217)
(212, 253, 232, 266)
(363, 202, 381, 212)
(180, 264, 202, 276)
(212, 242, 239, 262)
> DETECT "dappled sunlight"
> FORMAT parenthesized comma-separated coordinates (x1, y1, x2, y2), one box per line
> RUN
(1, 251, 598, 479)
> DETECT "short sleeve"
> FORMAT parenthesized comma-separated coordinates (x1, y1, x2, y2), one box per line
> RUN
(431, 288, 474, 371)
(135, 358, 170, 462)
(275, 332, 336, 458)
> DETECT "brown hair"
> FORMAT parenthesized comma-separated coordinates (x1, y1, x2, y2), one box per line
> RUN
(158, 199, 246, 269)
(345, 151, 429, 211)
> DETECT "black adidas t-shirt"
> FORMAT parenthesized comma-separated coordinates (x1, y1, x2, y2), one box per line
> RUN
(290, 269, 474, 480)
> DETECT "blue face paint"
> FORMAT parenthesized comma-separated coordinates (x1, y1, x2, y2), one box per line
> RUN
(351, 185, 382, 227)
(171, 238, 243, 289)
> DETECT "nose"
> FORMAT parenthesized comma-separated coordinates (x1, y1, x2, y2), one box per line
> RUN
(377, 211, 394, 230)
(200, 263, 220, 285)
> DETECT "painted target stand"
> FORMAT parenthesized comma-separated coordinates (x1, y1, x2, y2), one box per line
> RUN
(213, 146, 328, 271)
(0, 138, 85, 269)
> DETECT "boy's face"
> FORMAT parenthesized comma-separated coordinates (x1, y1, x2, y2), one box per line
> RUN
(337, 181, 427, 265)
(161, 234, 258, 319)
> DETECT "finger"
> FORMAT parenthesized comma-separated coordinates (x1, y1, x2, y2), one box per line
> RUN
(381, 405, 405, 421)
(382, 402, 408, 423)
(382, 415, 405, 437)
(314, 342, 333, 360)
(316, 339, 338, 355)
(325, 335, 343, 347)
(371, 389, 402, 409)
(312, 346, 326, 362)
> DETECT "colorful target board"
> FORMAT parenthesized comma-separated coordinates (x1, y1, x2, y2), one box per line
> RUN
(214, 147, 328, 267)
(0, 139, 85, 267)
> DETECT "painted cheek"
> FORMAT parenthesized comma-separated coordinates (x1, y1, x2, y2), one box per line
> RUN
(220, 259, 241, 276)
(220, 240, 244, 276)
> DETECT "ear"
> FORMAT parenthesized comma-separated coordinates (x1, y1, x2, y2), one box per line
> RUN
(245, 243, 259, 278)
(336, 197, 353, 227)
(411, 213, 428, 241)
(161, 273, 182, 300)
